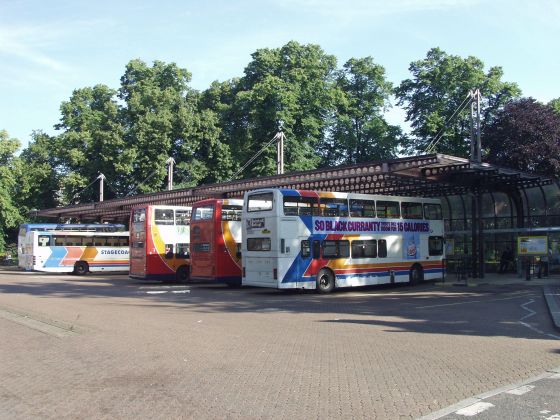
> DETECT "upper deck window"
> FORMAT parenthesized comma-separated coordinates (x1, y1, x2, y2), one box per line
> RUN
(376, 201, 400, 218)
(193, 205, 214, 221)
(320, 198, 349, 217)
(154, 209, 174, 225)
(176, 209, 191, 225)
(424, 203, 443, 220)
(401, 202, 424, 219)
(349, 199, 376, 218)
(283, 196, 319, 216)
(248, 193, 273, 212)
(132, 208, 146, 223)
(222, 205, 242, 221)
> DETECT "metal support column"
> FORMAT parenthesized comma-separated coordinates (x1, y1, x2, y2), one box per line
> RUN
(97, 173, 105, 202)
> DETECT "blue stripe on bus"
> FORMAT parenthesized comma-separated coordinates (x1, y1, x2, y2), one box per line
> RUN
(43, 247, 68, 268)
(279, 189, 301, 197)
(284, 267, 444, 283)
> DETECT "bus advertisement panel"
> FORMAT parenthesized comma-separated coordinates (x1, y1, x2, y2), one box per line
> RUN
(190, 199, 243, 286)
(242, 189, 445, 293)
(129, 205, 191, 282)
(18, 223, 129, 274)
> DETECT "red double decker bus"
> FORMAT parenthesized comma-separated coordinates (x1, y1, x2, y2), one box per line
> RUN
(190, 199, 243, 286)
(129, 205, 192, 282)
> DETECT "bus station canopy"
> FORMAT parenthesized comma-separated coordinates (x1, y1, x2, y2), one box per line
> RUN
(34, 153, 553, 223)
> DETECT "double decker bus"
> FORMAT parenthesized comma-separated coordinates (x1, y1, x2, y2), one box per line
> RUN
(18, 223, 129, 274)
(190, 199, 243, 286)
(242, 189, 445, 293)
(129, 205, 191, 282)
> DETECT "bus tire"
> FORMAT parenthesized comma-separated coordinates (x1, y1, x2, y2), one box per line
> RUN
(176, 265, 190, 283)
(409, 265, 423, 285)
(73, 261, 89, 276)
(316, 269, 335, 294)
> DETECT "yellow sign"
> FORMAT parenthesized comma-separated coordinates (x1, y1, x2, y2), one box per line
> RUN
(518, 236, 548, 255)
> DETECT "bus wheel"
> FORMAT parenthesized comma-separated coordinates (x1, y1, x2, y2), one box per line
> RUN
(316, 269, 335, 294)
(409, 265, 423, 285)
(176, 266, 190, 283)
(73, 261, 89, 276)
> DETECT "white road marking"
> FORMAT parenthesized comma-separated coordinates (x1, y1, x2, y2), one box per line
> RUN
(416, 293, 534, 309)
(506, 385, 534, 395)
(544, 415, 560, 420)
(455, 402, 494, 416)
(519, 299, 560, 340)
(520, 299, 537, 320)
(172, 290, 191, 294)
(146, 291, 168, 294)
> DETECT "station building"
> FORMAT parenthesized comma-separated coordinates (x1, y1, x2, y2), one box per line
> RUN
(35, 153, 558, 277)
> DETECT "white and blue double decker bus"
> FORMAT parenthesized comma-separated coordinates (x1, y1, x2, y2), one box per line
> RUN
(242, 189, 445, 293)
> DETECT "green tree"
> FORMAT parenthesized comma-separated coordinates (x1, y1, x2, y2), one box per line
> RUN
(395, 48, 521, 156)
(0, 130, 23, 251)
(119, 59, 199, 194)
(55, 84, 131, 202)
(322, 57, 403, 166)
(549, 98, 560, 115)
(230, 41, 337, 177)
(17, 130, 60, 213)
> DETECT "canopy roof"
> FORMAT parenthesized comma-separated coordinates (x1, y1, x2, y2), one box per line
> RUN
(34, 154, 553, 223)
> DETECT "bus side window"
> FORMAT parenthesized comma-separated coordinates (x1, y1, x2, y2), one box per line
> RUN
(165, 244, 174, 259)
(54, 236, 65, 246)
(402, 202, 423, 219)
(429, 236, 444, 256)
(301, 240, 310, 258)
(322, 240, 350, 259)
(176, 243, 190, 259)
(312, 240, 320, 259)
(378, 239, 388, 258)
(376, 201, 401, 218)
(38, 235, 51, 247)
(351, 240, 377, 258)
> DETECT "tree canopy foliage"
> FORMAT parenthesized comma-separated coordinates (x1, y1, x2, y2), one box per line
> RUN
(4, 42, 557, 251)
(484, 98, 560, 176)
(0, 130, 24, 251)
(395, 48, 521, 156)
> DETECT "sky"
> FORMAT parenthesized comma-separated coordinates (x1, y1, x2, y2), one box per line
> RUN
(1, 0, 559, 150)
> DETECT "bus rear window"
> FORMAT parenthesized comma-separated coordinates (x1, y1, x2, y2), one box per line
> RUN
(248, 193, 273, 212)
(193, 205, 214, 220)
(424, 203, 443, 220)
(133, 208, 146, 223)
(247, 238, 271, 251)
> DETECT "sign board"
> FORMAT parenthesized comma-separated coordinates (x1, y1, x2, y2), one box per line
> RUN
(518, 236, 548, 256)
(445, 239, 455, 256)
